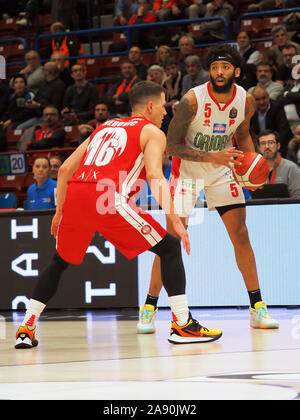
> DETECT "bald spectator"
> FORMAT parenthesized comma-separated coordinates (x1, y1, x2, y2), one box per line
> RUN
(50, 52, 73, 87)
(24, 61, 66, 118)
(15, 50, 45, 94)
(250, 86, 293, 156)
(248, 62, 284, 100)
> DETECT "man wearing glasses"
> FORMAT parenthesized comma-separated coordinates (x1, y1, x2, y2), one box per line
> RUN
(257, 129, 300, 198)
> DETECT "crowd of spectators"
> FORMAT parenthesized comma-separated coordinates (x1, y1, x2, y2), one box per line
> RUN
(0, 0, 300, 209)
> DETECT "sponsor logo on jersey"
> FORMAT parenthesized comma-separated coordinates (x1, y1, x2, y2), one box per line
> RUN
(193, 132, 234, 152)
(213, 123, 227, 133)
(141, 224, 152, 235)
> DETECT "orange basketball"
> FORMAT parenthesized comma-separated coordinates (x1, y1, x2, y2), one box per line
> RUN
(233, 152, 269, 189)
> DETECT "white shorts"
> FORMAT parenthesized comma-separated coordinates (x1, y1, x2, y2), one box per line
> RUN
(170, 161, 245, 218)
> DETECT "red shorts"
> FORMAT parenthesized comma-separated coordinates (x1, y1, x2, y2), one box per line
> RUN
(56, 182, 166, 264)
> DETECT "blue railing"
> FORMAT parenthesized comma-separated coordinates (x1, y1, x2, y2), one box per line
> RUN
(0, 37, 27, 68)
(34, 16, 230, 58)
(236, 7, 300, 34)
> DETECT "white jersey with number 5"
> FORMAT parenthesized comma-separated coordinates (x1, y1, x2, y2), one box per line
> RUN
(173, 81, 247, 181)
(170, 81, 247, 215)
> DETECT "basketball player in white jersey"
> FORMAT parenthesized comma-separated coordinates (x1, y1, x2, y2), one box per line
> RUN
(138, 44, 279, 333)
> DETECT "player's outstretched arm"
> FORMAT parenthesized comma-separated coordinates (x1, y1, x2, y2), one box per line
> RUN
(51, 137, 90, 238)
(141, 124, 190, 255)
(167, 90, 243, 166)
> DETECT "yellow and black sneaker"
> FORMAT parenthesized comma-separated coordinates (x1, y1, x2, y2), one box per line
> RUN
(168, 313, 222, 344)
(15, 326, 38, 349)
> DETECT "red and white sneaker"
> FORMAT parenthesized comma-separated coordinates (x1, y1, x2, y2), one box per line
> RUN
(15, 326, 38, 349)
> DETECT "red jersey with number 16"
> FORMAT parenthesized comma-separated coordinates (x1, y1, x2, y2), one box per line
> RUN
(70, 116, 152, 199)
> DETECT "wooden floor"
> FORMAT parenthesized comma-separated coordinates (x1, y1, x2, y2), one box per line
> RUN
(1, 307, 300, 401)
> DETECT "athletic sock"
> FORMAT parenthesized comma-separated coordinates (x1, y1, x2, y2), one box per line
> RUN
(21, 298, 46, 330)
(145, 294, 158, 309)
(248, 289, 262, 309)
(168, 294, 189, 326)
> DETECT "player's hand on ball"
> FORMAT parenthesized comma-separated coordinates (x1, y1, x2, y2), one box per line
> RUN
(211, 147, 244, 169)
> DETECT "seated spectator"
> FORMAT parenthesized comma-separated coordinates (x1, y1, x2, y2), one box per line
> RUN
(248, 0, 296, 12)
(162, 57, 183, 115)
(1, 74, 36, 131)
(43, 21, 85, 68)
(250, 86, 293, 157)
(17, 50, 45, 95)
(276, 61, 300, 131)
(62, 63, 99, 124)
(128, 0, 157, 50)
(284, 11, 300, 43)
(24, 156, 57, 210)
(181, 55, 209, 96)
(147, 65, 166, 85)
(27, 106, 66, 150)
(49, 155, 63, 180)
(50, 52, 74, 87)
(153, 0, 183, 21)
(23, 62, 66, 125)
(177, 35, 196, 75)
(78, 102, 111, 144)
(276, 44, 298, 91)
(269, 25, 300, 67)
(113, 0, 138, 26)
(187, 0, 210, 19)
(256, 129, 300, 199)
(248, 62, 284, 100)
(128, 46, 148, 80)
(193, 0, 233, 44)
(236, 31, 260, 66)
(156, 45, 174, 67)
(287, 124, 300, 166)
(105, 60, 140, 116)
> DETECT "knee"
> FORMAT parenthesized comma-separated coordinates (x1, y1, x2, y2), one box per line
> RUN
(232, 224, 250, 247)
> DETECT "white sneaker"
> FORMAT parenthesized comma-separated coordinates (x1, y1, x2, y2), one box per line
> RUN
(250, 301, 279, 329)
(137, 304, 157, 334)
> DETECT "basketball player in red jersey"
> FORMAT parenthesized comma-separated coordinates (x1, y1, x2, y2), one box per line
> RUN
(15, 81, 244, 349)
(138, 45, 279, 334)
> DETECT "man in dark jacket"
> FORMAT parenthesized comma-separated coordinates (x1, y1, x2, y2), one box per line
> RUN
(61, 63, 99, 124)
(250, 86, 293, 157)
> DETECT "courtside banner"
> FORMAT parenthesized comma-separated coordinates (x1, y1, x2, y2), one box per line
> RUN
(0, 210, 138, 310)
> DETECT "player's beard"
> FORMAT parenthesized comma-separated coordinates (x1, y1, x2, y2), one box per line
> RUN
(210, 72, 235, 93)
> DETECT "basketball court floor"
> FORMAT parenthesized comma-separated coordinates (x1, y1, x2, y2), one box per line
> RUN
(1, 306, 300, 401)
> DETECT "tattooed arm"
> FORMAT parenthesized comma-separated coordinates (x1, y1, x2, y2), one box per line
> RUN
(167, 90, 243, 168)
(234, 93, 256, 153)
